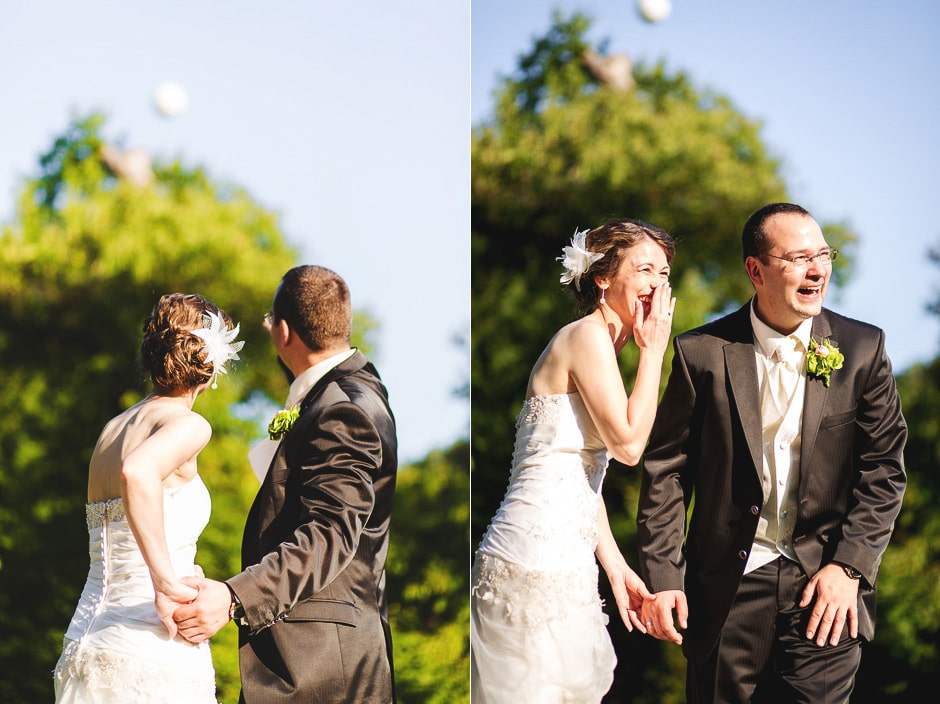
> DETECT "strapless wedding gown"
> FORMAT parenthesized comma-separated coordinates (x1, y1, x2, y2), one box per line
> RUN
(53, 475, 217, 703)
(471, 393, 615, 704)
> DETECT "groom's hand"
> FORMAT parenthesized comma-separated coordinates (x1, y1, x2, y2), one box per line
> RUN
(173, 577, 233, 644)
(641, 589, 687, 645)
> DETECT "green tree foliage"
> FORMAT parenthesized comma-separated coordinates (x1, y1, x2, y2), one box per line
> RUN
(387, 441, 470, 704)
(0, 114, 466, 702)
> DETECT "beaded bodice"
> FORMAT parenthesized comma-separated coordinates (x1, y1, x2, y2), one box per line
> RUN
(477, 392, 609, 571)
(86, 498, 125, 530)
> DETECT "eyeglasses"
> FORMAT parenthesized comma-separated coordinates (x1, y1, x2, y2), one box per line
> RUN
(764, 248, 838, 268)
(263, 312, 274, 325)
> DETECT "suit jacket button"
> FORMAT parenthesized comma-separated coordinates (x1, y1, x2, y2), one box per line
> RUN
(738, 549, 748, 560)
(750, 505, 760, 515)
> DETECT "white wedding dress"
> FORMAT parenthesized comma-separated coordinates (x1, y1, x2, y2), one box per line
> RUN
(471, 392, 616, 704)
(53, 475, 217, 703)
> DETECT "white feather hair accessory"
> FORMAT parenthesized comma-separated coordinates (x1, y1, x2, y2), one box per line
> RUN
(557, 227, 604, 290)
(191, 311, 245, 388)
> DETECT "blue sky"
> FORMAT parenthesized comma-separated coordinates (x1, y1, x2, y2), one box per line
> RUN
(473, 0, 940, 373)
(0, 1, 470, 463)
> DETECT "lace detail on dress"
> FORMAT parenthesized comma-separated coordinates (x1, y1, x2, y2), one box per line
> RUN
(86, 499, 125, 530)
(471, 552, 602, 630)
(517, 395, 567, 426)
(524, 515, 598, 548)
(522, 486, 600, 549)
(54, 639, 217, 703)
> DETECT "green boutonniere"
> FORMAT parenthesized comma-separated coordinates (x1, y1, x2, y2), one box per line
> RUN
(268, 406, 300, 440)
(806, 337, 844, 387)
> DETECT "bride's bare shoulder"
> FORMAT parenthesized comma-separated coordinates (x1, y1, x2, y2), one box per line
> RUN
(527, 317, 610, 396)
(556, 315, 608, 346)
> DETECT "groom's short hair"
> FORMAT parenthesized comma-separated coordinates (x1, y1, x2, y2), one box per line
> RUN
(274, 265, 352, 351)
(741, 202, 812, 261)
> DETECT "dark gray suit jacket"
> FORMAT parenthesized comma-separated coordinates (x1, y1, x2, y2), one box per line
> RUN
(228, 351, 398, 703)
(638, 303, 907, 664)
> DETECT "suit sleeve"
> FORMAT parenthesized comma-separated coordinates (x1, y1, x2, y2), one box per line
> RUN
(229, 398, 383, 633)
(832, 329, 907, 585)
(638, 335, 696, 592)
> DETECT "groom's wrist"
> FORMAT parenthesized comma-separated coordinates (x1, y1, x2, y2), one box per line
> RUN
(226, 584, 247, 625)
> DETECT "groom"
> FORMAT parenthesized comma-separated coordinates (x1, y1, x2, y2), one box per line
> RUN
(637, 203, 907, 702)
(175, 265, 398, 703)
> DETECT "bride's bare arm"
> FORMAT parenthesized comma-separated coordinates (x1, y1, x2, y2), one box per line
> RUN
(595, 497, 654, 632)
(569, 289, 674, 465)
(122, 412, 210, 636)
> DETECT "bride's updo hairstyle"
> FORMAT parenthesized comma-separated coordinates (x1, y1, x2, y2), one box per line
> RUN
(141, 293, 233, 391)
(566, 218, 674, 308)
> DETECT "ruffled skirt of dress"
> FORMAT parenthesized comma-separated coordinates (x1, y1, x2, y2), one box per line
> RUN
(54, 636, 217, 704)
(470, 553, 616, 704)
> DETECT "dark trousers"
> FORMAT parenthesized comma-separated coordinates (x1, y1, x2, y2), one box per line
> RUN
(688, 557, 862, 704)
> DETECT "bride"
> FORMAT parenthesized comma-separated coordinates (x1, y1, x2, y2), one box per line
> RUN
(53, 293, 243, 704)
(471, 219, 676, 703)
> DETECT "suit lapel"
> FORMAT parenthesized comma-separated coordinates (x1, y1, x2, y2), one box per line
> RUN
(726, 337, 764, 476)
(800, 312, 833, 468)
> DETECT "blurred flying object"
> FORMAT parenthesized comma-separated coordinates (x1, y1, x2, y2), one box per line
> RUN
(153, 80, 189, 117)
(637, 0, 672, 23)
(582, 50, 634, 92)
(100, 144, 154, 187)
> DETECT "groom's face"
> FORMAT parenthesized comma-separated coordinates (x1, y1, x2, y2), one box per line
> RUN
(748, 213, 831, 334)
(265, 283, 295, 383)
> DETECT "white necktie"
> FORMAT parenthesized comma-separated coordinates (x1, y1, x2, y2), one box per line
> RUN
(763, 335, 802, 422)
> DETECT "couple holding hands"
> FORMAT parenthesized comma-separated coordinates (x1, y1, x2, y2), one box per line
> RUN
(471, 203, 907, 704)
(54, 265, 398, 703)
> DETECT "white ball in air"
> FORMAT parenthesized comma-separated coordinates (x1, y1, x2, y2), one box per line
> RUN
(153, 81, 189, 117)
(637, 0, 672, 23)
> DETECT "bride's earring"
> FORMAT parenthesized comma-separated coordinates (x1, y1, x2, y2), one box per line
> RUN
(599, 287, 607, 305)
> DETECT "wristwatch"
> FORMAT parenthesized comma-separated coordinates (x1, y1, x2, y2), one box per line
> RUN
(838, 563, 862, 580)
(227, 585, 247, 625)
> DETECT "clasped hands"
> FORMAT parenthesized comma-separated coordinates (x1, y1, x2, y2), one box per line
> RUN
(156, 575, 234, 644)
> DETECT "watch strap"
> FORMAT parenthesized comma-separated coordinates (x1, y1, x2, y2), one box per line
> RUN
(839, 563, 862, 580)
(226, 584, 247, 624)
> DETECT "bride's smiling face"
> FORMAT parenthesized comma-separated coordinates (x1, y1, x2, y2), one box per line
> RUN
(599, 238, 671, 321)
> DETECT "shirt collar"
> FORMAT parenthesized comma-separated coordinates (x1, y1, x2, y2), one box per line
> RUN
(284, 348, 356, 409)
(749, 298, 813, 359)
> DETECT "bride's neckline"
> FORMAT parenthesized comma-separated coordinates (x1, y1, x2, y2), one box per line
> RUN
(525, 391, 580, 402)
